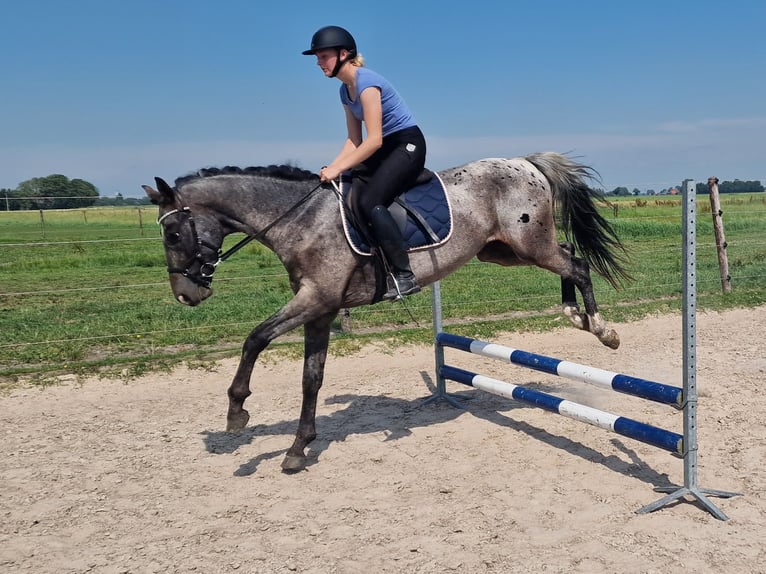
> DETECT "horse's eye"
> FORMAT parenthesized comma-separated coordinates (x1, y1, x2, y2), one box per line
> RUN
(165, 232, 181, 245)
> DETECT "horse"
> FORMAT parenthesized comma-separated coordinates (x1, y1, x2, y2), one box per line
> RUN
(143, 152, 630, 472)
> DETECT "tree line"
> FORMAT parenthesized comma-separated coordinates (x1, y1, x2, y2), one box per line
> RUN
(2, 173, 763, 210)
(605, 179, 764, 196)
(698, 179, 765, 194)
(1, 174, 150, 210)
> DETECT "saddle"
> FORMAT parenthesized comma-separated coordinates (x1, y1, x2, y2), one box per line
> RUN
(338, 169, 454, 256)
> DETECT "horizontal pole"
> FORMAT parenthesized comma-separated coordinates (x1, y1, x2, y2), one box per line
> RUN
(437, 332, 682, 407)
(441, 365, 683, 455)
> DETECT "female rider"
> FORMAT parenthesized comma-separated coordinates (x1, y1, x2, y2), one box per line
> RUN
(303, 25, 426, 300)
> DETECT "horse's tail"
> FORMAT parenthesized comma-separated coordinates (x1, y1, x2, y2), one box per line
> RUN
(525, 152, 631, 289)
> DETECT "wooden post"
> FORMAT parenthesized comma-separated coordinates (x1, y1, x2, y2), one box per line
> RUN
(138, 208, 145, 237)
(707, 177, 731, 293)
(339, 308, 352, 332)
(39, 209, 46, 240)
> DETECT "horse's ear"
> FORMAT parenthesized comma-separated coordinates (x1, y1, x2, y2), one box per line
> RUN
(141, 184, 162, 205)
(142, 177, 175, 206)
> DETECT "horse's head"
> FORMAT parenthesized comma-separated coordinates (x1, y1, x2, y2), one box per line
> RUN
(143, 177, 223, 306)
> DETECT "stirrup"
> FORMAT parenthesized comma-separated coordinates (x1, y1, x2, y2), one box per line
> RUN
(383, 273, 421, 302)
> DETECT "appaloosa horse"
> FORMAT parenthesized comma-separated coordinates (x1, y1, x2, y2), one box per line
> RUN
(143, 152, 629, 471)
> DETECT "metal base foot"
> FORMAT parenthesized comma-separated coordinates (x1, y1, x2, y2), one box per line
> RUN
(420, 391, 469, 409)
(637, 485, 741, 521)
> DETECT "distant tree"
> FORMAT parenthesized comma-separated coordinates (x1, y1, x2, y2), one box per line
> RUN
(96, 193, 125, 206)
(13, 175, 100, 209)
(609, 186, 630, 196)
(124, 196, 152, 206)
(647, 189, 656, 196)
(68, 178, 99, 208)
(15, 178, 45, 210)
(94, 194, 151, 207)
(694, 179, 764, 194)
(632, 188, 641, 196)
(719, 179, 763, 193)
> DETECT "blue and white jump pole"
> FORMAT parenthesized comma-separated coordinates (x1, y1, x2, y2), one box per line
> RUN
(437, 332, 683, 407)
(437, 335, 683, 455)
(427, 179, 738, 519)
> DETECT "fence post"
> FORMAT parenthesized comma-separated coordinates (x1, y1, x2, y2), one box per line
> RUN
(39, 209, 46, 239)
(706, 177, 732, 293)
(138, 208, 145, 237)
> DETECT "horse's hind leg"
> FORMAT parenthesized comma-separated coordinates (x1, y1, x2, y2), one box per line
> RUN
(559, 242, 585, 330)
(526, 242, 619, 348)
(477, 240, 619, 348)
(559, 250, 620, 349)
(281, 312, 335, 472)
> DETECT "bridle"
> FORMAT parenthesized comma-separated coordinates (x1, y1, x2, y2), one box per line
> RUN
(157, 182, 324, 288)
(157, 206, 224, 288)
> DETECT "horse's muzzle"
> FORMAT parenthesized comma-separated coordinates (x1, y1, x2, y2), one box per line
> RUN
(170, 276, 213, 306)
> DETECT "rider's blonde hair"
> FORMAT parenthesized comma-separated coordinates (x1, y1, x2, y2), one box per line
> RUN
(350, 53, 365, 67)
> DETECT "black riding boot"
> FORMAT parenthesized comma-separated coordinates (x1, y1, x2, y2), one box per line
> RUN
(368, 205, 421, 301)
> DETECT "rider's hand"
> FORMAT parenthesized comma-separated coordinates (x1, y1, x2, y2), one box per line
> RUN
(320, 165, 340, 182)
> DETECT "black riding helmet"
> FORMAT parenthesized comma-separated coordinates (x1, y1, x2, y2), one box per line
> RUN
(302, 25, 357, 77)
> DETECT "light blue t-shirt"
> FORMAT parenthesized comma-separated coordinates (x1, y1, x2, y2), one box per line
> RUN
(339, 67, 417, 137)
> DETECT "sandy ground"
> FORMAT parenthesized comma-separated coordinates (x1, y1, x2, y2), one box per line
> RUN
(1, 307, 765, 574)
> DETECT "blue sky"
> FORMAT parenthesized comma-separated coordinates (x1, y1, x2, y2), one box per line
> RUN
(2, 0, 764, 196)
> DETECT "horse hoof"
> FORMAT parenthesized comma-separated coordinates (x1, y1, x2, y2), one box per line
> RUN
(600, 330, 620, 350)
(226, 410, 250, 433)
(562, 305, 585, 329)
(281, 454, 307, 473)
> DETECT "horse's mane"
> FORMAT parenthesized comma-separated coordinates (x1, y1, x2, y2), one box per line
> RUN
(175, 165, 319, 187)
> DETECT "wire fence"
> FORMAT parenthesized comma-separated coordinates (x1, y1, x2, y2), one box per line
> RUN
(2, 196, 765, 374)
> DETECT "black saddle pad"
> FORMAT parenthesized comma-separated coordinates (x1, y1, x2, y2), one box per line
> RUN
(339, 171, 453, 256)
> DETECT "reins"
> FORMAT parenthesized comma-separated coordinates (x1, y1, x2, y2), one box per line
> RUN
(216, 180, 323, 265)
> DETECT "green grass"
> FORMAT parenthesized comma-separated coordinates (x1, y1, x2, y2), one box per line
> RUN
(1, 194, 765, 378)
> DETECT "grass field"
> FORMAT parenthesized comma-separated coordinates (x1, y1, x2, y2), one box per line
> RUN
(2, 194, 765, 379)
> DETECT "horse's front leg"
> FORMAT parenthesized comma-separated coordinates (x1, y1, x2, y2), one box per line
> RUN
(281, 312, 335, 472)
(226, 293, 331, 433)
(225, 323, 271, 433)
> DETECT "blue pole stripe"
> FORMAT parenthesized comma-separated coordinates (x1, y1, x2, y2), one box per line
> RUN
(511, 349, 561, 375)
(611, 374, 682, 406)
(613, 418, 683, 454)
(439, 332, 473, 353)
(441, 365, 478, 387)
(511, 384, 565, 413)
(440, 364, 683, 455)
(436, 332, 682, 407)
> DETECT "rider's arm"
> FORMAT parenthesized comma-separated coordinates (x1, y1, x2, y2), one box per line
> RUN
(321, 87, 383, 181)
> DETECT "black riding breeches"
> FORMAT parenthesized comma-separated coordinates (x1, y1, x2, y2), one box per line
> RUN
(351, 126, 426, 223)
